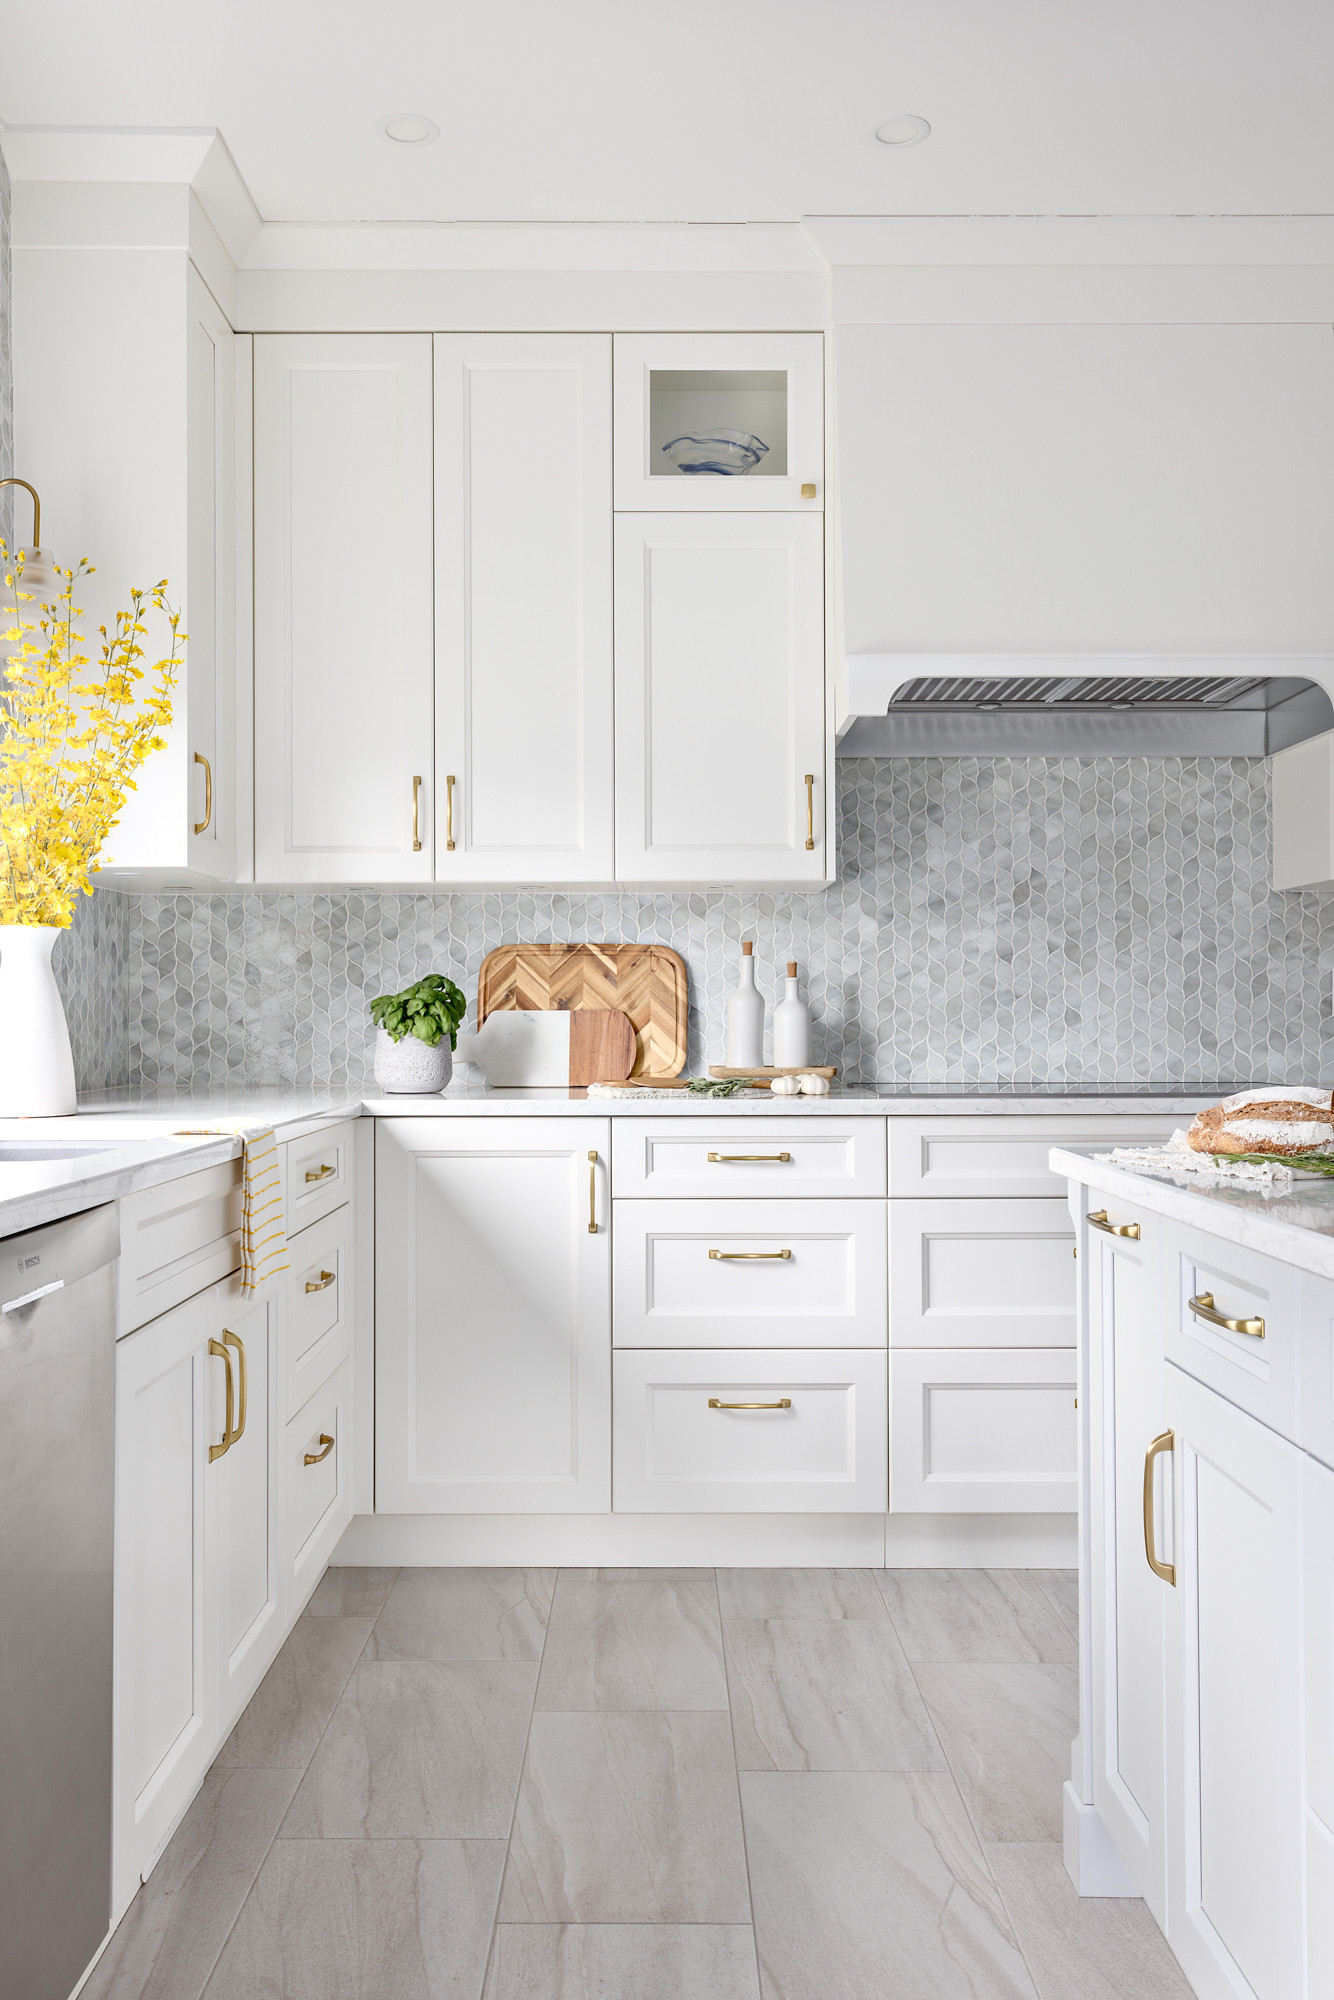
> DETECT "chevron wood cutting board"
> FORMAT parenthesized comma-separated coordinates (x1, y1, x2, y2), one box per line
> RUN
(476, 944, 688, 1078)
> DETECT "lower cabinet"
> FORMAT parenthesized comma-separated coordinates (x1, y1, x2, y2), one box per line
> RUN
(113, 1281, 280, 1913)
(889, 1347, 1077, 1513)
(1303, 1454, 1334, 1996)
(613, 1348, 887, 1512)
(1163, 1361, 1305, 2000)
(375, 1118, 611, 1513)
(286, 1359, 353, 1606)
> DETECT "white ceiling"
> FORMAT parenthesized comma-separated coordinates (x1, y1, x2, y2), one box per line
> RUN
(1, 0, 1331, 226)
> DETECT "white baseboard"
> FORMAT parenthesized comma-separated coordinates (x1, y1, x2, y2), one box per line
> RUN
(331, 1511, 1077, 1569)
(1063, 1781, 1139, 1897)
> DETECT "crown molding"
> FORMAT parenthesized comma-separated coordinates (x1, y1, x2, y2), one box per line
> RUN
(0, 125, 261, 265)
(802, 214, 1334, 267)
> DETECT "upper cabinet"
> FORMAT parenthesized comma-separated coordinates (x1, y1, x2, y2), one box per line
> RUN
(253, 335, 436, 885)
(434, 334, 614, 883)
(613, 333, 825, 511)
(614, 513, 827, 883)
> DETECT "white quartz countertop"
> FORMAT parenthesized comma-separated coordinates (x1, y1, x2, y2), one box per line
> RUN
(1052, 1144, 1334, 1283)
(0, 1081, 1226, 1240)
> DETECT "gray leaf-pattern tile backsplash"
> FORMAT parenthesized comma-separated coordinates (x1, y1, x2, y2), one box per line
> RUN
(53, 759, 1334, 1090)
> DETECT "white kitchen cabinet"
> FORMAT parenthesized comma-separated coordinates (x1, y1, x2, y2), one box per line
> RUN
(112, 1290, 213, 1913)
(889, 1347, 1077, 1513)
(375, 1118, 611, 1513)
(1163, 1222, 1300, 1445)
(612, 1116, 886, 1199)
(1163, 1361, 1305, 2000)
(613, 333, 825, 511)
(210, 1283, 282, 1735)
(253, 335, 435, 884)
(1306, 1454, 1334, 1993)
(1084, 1201, 1170, 1924)
(613, 512, 826, 884)
(286, 1360, 353, 1608)
(887, 1115, 1184, 1199)
(889, 1196, 1076, 1347)
(613, 1347, 886, 1512)
(1302, 1272, 1334, 1472)
(286, 1206, 354, 1419)
(434, 334, 614, 883)
(14, 248, 239, 882)
(612, 1198, 887, 1348)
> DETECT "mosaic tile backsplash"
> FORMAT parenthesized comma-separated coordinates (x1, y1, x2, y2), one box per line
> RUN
(53, 758, 1334, 1090)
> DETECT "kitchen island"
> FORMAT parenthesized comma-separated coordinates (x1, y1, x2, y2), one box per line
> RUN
(1054, 1141, 1333, 2000)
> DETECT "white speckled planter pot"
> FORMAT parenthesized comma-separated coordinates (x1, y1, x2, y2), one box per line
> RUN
(373, 1027, 453, 1094)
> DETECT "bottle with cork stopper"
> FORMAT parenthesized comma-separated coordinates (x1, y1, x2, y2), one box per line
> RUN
(773, 960, 812, 1068)
(725, 940, 766, 1067)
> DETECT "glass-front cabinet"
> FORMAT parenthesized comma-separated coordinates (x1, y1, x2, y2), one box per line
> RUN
(613, 333, 825, 511)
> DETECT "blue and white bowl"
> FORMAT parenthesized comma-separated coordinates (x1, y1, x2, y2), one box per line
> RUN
(662, 430, 769, 475)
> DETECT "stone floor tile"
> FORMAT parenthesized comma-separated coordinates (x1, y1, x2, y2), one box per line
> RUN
(370, 1569, 556, 1663)
(304, 1566, 399, 1619)
(915, 1662, 1079, 1842)
(716, 1568, 890, 1623)
(214, 1615, 373, 1770)
(724, 1615, 945, 1771)
(986, 1843, 1194, 1999)
(536, 1578, 728, 1711)
(483, 1925, 760, 2000)
(877, 1568, 1078, 1665)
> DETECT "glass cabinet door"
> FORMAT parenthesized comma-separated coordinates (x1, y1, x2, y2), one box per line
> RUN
(613, 333, 824, 510)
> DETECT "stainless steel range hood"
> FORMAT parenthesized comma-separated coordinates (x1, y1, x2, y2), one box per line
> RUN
(838, 656, 1334, 757)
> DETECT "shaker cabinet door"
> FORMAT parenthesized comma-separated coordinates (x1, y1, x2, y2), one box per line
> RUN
(434, 334, 614, 884)
(253, 334, 435, 883)
(375, 1118, 611, 1513)
(209, 1283, 283, 1737)
(614, 513, 827, 884)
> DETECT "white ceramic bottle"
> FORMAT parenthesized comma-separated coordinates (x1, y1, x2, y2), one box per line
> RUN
(772, 960, 813, 1068)
(725, 941, 766, 1067)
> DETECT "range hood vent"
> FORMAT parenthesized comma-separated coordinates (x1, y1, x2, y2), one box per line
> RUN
(889, 672, 1268, 709)
(839, 657, 1334, 757)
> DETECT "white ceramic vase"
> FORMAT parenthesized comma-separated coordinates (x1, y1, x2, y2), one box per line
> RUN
(0, 924, 78, 1116)
(372, 1026, 453, 1094)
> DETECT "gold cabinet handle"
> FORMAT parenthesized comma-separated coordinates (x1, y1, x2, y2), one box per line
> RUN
(800, 482, 817, 499)
(709, 1397, 792, 1410)
(411, 774, 423, 852)
(208, 1336, 235, 1461)
(804, 772, 815, 851)
(1087, 1209, 1141, 1239)
(305, 1270, 336, 1294)
(588, 1149, 598, 1234)
(305, 1163, 336, 1183)
(1189, 1290, 1265, 1339)
(445, 773, 456, 852)
(222, 1328, 248, 1444)
(709, 1248, 792, 1260)
(708, 1152, 792, 1164)
(304, 1432, 335, 1466)
(1143, 1429, 1176, 1585)
(193, 751, 213, 836)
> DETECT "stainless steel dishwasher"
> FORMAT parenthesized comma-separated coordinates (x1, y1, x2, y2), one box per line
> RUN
(0, 1204, 118, 2000)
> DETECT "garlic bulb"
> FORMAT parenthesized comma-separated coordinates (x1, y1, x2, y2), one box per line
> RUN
(769, 1074, 803, 1096)
(798, 1073, 831, 1095)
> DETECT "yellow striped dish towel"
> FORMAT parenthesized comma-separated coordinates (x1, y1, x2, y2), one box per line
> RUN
(173, 1124, 291, 1293)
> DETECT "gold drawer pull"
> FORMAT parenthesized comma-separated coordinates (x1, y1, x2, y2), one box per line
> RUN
(709, 1397, 792, 1411)
(709, 1248, 792, 1261)
(411, 774, 423, 852)
(708, 1152, 792, 1164)
(193, 751, 213, 835)
(445, 773, 456, 852)
(304, 1432, 335, 1466)
(1189, 1290, 1265, 1339)
(1143, 1429, 1176, 1585)
(804, 772, 815, 850)
(305, 1270, 336, 1294)
(588, 1150, 599, 1234)
(208, 1336, 235, 1461)
(223, 1328, 248, 1443)
(800, 482, 817, 499)
(1087, 1209, 1141, 1239)
(305, 1163, 336, 1183)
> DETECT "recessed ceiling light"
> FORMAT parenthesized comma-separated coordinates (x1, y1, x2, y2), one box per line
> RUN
(874, 114, 931, 148)
(376, 113, 440, 147)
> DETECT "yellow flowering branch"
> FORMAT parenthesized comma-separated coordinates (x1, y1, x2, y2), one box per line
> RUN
(0, 544, 184, 926)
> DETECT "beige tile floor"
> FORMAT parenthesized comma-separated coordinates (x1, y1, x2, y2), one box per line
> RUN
(83, 1565, 1194, 2000)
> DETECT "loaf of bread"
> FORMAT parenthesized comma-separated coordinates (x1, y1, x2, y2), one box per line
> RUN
(1186, 1086, 1334, 1156)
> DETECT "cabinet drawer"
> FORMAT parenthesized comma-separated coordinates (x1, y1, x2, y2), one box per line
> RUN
(286, 1207, 354, 1419)
(888, 1115, 1185, 1199)
(285, 1360, 352, 1605)
(612, 1199, 887, 1347)
(1302, 1273, 1334, 1471)
(889, 1197, 1074, 1347)
(613, 1348, 886, 1512)
(890, 1348, 1077, 1513)
(118, 1158, 244, 1334)
(284, 1121, 356, 1231)
(612, 1117, 886, 1198)
(1163, 1224, 1298, 1443)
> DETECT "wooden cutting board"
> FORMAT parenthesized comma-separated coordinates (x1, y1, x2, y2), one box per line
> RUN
(477, 944, 688, 1077)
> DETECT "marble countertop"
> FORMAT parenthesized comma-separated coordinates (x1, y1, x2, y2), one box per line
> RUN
(0, 1081, 1228, 1239)
(1052, 1144, 1334, 1283)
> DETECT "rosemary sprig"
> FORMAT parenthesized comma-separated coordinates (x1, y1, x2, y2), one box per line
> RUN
(1211, 1150, 1334, 1178)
